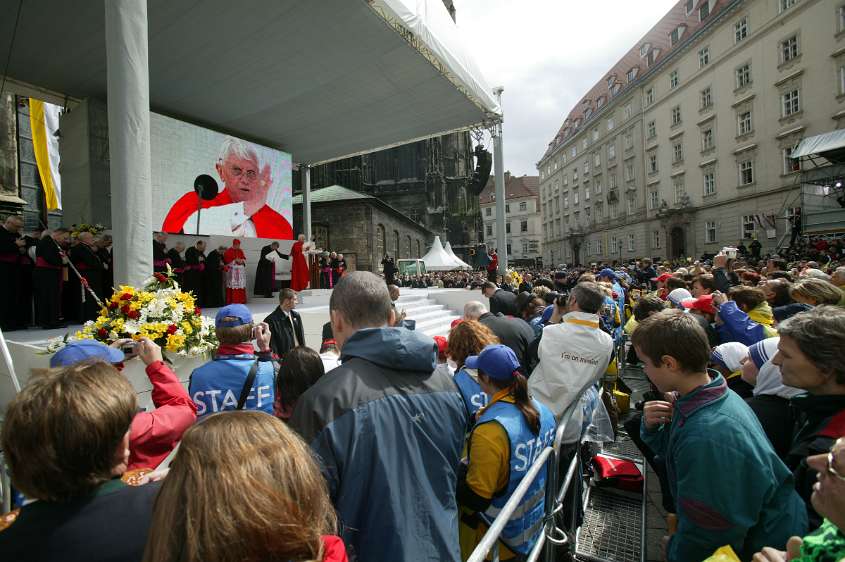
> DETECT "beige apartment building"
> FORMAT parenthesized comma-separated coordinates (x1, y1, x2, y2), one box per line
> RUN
(538, 0, 845, 265)
(479, 172, 543, 265)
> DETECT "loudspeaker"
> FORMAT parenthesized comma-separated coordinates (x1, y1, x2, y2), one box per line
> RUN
(469, 145, 493, 195)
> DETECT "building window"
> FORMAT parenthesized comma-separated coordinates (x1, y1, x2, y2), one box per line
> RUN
(840, 65, 845, 95)
(608, 174, 617, 190)
(700, 87, 712, 109)
(736, 63, 752, 88)
(594, 180, 602, 194)
(673, 143, 684, 164)
(506, 222, 511, 234)
(674, 177, 686, 203)
(645, 88, 654, 106)
(739, 159, 754, 185)
(625, 163, 634, 182)
(594, 152, 601, 167)
(628, 233, 635, 251)
(592, 129, 599, 142)
(574, 190, 579, 205)
(376, 224, 385, 257)
(485, 207, 491, 217)
(699, 1, 710, 20)
(738, 111, 753, 135)
(585, 206, 591, 218)
(505, 203, 511, 214)
(704, 171, 716, 195)
(705, 221, 717, 243)
(394, 231, 400, 255)
(582, 138, 588, 150)
(584, 187, 590, 201)
(779, 0, 797, 12)
(624, 131, 633, 149)
(647, 120, 656, 139)
(607, 143, 616, 161)
(610, 201, 619, 219)
(735, 17, 748, 43)
(610, 235, 618, 254)
(653, 230, 662, 249)
(649, 190, 659, 209)
(507, 244, 512, 255)
(670, 70, 679, 89)
(563, 194, 569, 208)
(742, 215, 756, 239)
(671, 105, 682, 126)
(573, 167, 579, 182)
(781, 35, 799, 63)
(584, 160, 591, 175)
(519, 201, 527, 212)
(607, 117, 615, 130)
(702, 128, 714, 151)
(627, 67, 638, 83)
(783, 147, 801, 173)
(648, 153, 658, 174)
(624, 103, 632, 120)
(627, 196, 635, 215)
(840, 5, 845, 33)
(699, 46, 710, 68)
(571, 146, 577, 158)
(595, 204, 603, 220)
(782, 89, 801, 117)
(520, 220, 528, 233)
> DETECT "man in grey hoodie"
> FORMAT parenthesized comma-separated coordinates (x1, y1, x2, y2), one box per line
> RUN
(290, 272, 468, 562)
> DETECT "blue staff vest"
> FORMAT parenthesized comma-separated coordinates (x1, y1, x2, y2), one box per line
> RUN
(189, 354, 276, 417)
(474, 399, 555, 555)
(454, 368, 488, 418)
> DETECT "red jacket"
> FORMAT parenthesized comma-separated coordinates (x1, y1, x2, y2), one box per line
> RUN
(161, 190, 293, 239)
(321, 536, 349, 562)
(487, 254, 498, 272)
(127, 361, 197, 470)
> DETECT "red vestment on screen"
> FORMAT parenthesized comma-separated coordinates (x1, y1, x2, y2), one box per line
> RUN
(162, 190, 293, 239)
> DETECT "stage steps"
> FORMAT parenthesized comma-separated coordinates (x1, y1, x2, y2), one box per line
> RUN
(395, 294, 460, 338)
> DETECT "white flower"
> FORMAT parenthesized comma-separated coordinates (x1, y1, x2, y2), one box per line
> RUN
(123, 320, 140, 335)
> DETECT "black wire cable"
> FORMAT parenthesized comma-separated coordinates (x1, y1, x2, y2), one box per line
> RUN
(0, 0, 25, 100)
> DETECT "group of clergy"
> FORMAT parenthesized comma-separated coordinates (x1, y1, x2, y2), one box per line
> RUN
(152, 233, 227, 307)
(0, 215, 114, 331)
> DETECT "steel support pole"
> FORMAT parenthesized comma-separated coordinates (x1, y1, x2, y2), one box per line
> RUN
(492, 87, 507, 276)
(303, 164, 312, 241)
(105, 0, 152, 286)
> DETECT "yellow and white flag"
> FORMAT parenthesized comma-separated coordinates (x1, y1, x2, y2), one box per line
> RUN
(29, 98, 62, 211)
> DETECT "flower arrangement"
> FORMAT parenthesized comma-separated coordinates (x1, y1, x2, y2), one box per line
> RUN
(70, 223, 107, 237)
(47, 267, 217, 356)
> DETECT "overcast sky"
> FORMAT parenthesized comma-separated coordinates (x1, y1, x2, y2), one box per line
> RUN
(455, 0, 679, 177)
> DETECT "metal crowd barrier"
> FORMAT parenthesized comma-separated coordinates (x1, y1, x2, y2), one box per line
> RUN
(468, 385, 601, 562)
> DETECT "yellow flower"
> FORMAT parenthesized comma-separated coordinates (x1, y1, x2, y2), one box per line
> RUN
(181, 321, 193, 335)
(166, 333, 186, 352)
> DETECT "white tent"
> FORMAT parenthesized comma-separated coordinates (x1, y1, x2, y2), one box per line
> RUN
(443, 241, 472, 270)
(421, 236, 464, 271)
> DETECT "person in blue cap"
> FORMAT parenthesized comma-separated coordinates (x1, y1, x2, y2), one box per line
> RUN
(50, 338, 196, 471)
(458, 344, 556, 560)
(188, 304, 276, 417)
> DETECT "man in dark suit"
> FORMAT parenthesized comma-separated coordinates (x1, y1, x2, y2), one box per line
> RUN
(464, 300, 536, 372)
(481, 281, 517, 316)
(265, 288, 305, 359)
(254, 242, 288, 298)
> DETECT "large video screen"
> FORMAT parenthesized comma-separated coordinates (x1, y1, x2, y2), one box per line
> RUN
(151, 113, 293, 240)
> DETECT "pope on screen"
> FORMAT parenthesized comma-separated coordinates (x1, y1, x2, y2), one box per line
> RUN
(161, 137, 293, 239)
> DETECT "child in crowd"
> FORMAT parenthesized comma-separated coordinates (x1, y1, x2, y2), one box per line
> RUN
(633, 310, 806, 561)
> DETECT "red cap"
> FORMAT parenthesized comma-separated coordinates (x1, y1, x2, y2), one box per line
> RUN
(682, 294, 717, 316)
(450, 318, 464, 329)
(651, 273, 673, 283)
(433, 336, 448, 357)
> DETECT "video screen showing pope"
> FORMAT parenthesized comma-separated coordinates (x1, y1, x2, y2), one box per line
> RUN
(152, 114, 293, 239)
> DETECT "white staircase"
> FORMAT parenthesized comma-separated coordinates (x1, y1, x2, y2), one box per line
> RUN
(396, 293, 461, 338)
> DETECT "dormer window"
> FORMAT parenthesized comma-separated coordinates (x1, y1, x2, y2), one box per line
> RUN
(686, 0, 696, 14)
(584, 108, 593, 119)
(670, 25, 687, 46)
(627, 67, 639, 82)
(640, 43, 651, 57)
(606, 75, 616, 88)
(596, 96, 606, 108)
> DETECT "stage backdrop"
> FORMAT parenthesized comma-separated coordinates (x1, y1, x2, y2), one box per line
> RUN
(151, 113, 293, 239)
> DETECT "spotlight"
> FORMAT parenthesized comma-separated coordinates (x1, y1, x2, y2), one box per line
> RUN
(836, 181, 843, 189)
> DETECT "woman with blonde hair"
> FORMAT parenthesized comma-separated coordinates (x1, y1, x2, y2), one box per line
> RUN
(448, 320, 499, 419)
(790, 277, 844, 307)
(143, 411, 347, 562)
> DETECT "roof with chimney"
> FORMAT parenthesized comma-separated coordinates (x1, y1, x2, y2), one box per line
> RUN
(539, 0, 733, 163)
(479, 172, 540, 205)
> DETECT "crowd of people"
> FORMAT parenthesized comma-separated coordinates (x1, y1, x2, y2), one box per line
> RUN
(3, 221, 845, 561)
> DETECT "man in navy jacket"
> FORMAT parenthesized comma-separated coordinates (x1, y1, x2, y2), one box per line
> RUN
(291, 272, 468, 562)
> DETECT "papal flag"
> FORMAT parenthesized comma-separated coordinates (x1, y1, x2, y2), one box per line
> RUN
(29, 98, 63, 211)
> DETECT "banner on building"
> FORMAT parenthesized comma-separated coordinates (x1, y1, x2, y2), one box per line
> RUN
(29, 98, 63, 211)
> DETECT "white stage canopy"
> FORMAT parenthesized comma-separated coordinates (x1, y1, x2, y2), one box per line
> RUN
(422, 236, 464, 271)
(443, 241, 472, 270)
(1, 0, 500, 165)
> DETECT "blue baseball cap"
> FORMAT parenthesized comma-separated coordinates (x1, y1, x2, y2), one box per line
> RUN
(215, 304, 253, 328)
(465, 344, 521, 381)
(50, 340, 125, 368)
(598, 268, 618, 282)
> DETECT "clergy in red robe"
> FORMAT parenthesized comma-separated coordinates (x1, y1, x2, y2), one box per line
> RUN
(161, 137, 292, 239)
(290, 234, 311, 292)
(223, 239, 247, 304)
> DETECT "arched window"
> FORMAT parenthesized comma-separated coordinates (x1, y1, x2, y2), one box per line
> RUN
(394, 230, 400, 257)
(376, 224, 385, 260)
(406, 235, 412, 258)
(416, 240, 422, 258)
